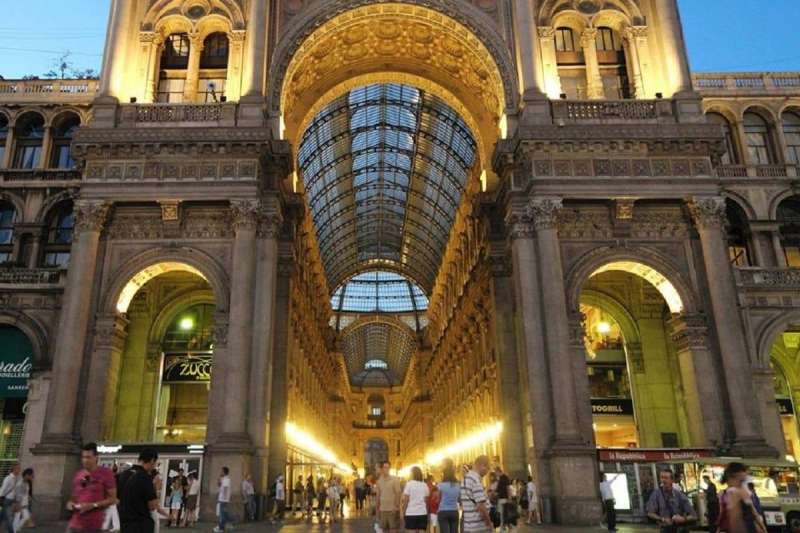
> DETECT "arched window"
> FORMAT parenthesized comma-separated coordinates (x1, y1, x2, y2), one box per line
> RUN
(726, 199, 752, 266)
(778, 196, 800, 267)
(50, 114, 80, 169)
(0, 202, 16, 263)
(595, 27, 620, 51)
(743, 112, 774, 164)
(12, 113, 44, 169)
(554, 27, 576, 52)
(198, 33, 229, 103)
(157, 33, 190, 103)
(0, 114, 8, 167)
(707, 112, 739, 165)
(783, 111, 800, 165)
(42, 202, 75, 268)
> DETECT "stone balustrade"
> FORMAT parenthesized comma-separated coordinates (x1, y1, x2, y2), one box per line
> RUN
(0, 79, 99, 104)
(550, 99, 674, 123)
(0, 169, 82, 184)
(736, 268, 800, 287)
(693, 72, 800, 94)
(0, 268, 64, 285)
(118, 102, 238, 127)
(717, 164, 798, 178)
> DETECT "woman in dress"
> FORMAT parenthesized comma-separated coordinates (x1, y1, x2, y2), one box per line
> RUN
(402, 466, 430, 533)
(168, 476, 184, 527)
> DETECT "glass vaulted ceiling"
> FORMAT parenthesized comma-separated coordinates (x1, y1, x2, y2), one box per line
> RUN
(298, 83, 477, 294)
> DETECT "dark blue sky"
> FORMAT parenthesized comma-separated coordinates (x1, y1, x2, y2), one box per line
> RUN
(0, 0, 798, 78)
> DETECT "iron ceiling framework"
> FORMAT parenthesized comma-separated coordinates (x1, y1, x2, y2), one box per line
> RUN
(341, 321, 418, 388)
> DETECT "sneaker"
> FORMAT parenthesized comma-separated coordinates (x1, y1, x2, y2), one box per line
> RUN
(212, 528, 222, 533)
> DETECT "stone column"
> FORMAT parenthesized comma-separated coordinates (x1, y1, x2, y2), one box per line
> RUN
(512, 0, 546, 98)
(630, 26, 654, 99)
(31, 200, 110, 521)
(225, 31, 246, 101)
(1, 126, 14, 168)
(668, 314, 727, 447)
(688, 196, 776, 456)
(568, 313, 594, 445)
(580, 29, 604, 100)
(751, 367, 787, 455)
(652, 0, 693, 95)
(241, 0, 267, 99)
(622, 28, 644, 98)
(183, 33, 204, 103)
(537, 27, 562, 99)
(137, 32, 163, 103)
(26, 226, 44, 269)
(248, 196, 282, 495)
(98, 0, 136, 99)
(37, 127, 53, 170)
(81, 312, 129, 442)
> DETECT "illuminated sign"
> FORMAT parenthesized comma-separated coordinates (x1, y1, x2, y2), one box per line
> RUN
(598, 448, 714, 462)
(0, 326, 34, 398)
(162, 354, 212, 383)
(591, 399, 634, 416)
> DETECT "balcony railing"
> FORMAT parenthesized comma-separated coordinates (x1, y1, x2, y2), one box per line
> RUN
(693, 72, 800, 94)
(0, 169, 82, 183)
(0, 79, 99, 104)
(118, 103, 238, 127)
(717, 164, 798, 178)
(550, 99, 674, 123)
(0, 267, 64, 285)
(736, 268, 800, 288)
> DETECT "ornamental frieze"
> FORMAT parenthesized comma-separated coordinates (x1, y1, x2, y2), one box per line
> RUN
(85, 159, 259, 183)
(526, 157, 713, 178)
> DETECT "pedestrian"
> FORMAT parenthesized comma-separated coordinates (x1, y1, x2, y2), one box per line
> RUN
(645, 468, 697, 533)
(599, 472, 622, 532)
(316, 478, 327, 520)
(401, 466, 429, 533)
(292, 476, 303, 516)
(703, 475, 719, 533)
(375, 460, 402, 533)
(426, 475, 440, 533)
(181, 473, 199, 528)
(304, 476, 315, 518)
(214, 467, 232, 533)
(67, 444, 117, 533)
(497, 472, 518, 532)
(327, 478, 341, 523)
(12, 468, 33, 532)
(149, 470, 164, 533)
(117, 449, 162, 533)
(270, 474, 285, 523)
(526, 476, 541, 525)
(0, 464, 20, 533)
(241, 473, 256, 522)
(436, 460, 460, 533)
(716, 463, 767, 533)
(354, 476, 365, 512)
(461, 456, 494, 533)
(167, 477, 183, 527)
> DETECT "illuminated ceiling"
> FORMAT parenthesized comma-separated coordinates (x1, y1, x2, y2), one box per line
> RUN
(298, 83, 477, 294)
(341, 321, 417, 388)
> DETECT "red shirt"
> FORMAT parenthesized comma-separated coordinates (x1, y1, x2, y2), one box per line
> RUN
(427, 481, 440, 514)
(68, 465, 116, 531)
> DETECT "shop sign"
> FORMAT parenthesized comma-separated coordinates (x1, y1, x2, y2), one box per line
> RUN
(0, 326, 33, 398)
(777, 398, 795, 415)
(591, 399, 634, 416)
(162, 354, 212, 383)
(598, 448, 715, 462)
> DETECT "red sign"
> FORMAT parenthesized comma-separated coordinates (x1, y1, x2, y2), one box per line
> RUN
(598, 448, 715, 463)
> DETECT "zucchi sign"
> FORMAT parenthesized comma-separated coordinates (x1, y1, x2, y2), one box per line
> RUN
(0, 326, 33, 398)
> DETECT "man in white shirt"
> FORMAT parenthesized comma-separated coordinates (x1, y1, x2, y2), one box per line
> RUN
(526, 476, 541, 525)
(0, 464, 20, 533)
(599, 472, 623, 532)
(213, 467, 232, 533)
(241, 474, 256, 522)
(271, 475, 285, 524)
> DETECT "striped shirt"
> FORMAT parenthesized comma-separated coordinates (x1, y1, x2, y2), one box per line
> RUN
(460, 470, 491, 533)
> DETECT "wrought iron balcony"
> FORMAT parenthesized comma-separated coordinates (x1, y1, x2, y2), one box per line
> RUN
(0, 267, 65, 286)
(550, 98, 676, 123)
(735, 268, 800, 288)
(693, 72, 800, 95)
(118, 102, 238, 127)
(717, 164, 798, 178)
(0, 79, 98, 104)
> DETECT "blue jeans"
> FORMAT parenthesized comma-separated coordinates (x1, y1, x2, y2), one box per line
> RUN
(218, 501, 231, 530)
(437, 510, 459, 533)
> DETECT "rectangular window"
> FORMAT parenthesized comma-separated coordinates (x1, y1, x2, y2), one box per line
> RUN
(53, 145, 75, 169)
(43, 252, 70, 268)
(786, 131, 800, 164)
(729, 245, 749, 267)
(786, 246, 800, 268)
(0, 146, 5, 167)
(14, 145, 41, 169)
(0, 252, 10, 263)
(555, 28, 575, 52)
(745, 131, 770, 164)
(156, 78, 185, 103)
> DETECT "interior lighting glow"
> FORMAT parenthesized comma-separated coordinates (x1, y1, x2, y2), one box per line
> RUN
(590, 262, 684, 314)
(596, 321, 612, 335)
(285, 422, 352, 474)
(398, 464, 423, 478)
(179, 317, 195, 331)
(499, 113, 508, 139)
(425, 421, 503, 466)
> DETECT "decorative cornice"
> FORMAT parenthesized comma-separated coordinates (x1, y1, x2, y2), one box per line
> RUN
(526, 197, 563, 230)
(159, 200, 181, 222)
(74, 200, 111, 235)
(688, 196, 727, 229)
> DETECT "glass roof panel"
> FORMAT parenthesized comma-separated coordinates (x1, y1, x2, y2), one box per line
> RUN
(331, 270, 429, 314)
(341, 321, 418, 387)
(298, 83, 477, 293)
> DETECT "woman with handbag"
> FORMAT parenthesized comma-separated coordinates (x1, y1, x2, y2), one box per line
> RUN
(716, 463, 767, 533)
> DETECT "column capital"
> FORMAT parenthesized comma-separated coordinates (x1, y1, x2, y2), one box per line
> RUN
(257, 196, 284, 238)
(537, 26, 556, 39)
(667, 313, 710, 351)
(74, 200, 111, 235)
(527, 197, 563, 230)
(580, 27, 598, 44)
(213, 314, 229, 348)
(625, 26, 649, 39)
(139, 31, 161, 45)
(230, 199, 260, 231)
(93, 312, 129, 351)
(230, 30, 246, 43)
(687, 196, 727, 229)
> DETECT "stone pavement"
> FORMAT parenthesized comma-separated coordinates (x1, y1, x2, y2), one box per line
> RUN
(32, 518, 656, 532)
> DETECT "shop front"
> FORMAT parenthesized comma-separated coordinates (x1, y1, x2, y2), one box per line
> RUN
(0, 325, 33, 476)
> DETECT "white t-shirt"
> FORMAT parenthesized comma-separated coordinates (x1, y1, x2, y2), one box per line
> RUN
(276, 480, 285, 500)
(527, 481, 538, 502)
(218, 476, 231, 503)
(188, 479, 200, 496)
(402, 480, 430, 517)
(599, 480, 614, 501)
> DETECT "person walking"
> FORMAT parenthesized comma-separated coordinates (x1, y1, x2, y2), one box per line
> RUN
(716, 463, 767, 533)
(436, 460, 460, 533)
(292, 476, 304, 517)
(426, 475, 440, 533)
(117, 449, 162, 533)
(0, 464, 20, 533)
(304, 476, 315, 519)
(600, 472, 622, 532)
(167, 477, 183, 527)
(376, 460, 402, 533)
(401, 466, 429, 533)
(316, 478, 327, 520)
(67, 444, 118, 533)
(11, 468, 33, 532)
(354, 476, 365, 513)
(703, 475, 719, 533)
(461, 456, 494, 533)
(241, 474, 256, 522)
(181, 474, 199, 528)
(646, 469, 697, 533)
(270, 475, 285, 523)
(214, 467, 232, 533)
(525, 476, 541, 525)
(497, 473, 517, 532)
(327, 478, 341, 523)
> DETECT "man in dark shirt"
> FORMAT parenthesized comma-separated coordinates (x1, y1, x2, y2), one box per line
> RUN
(118, 449, 160, 533)
(646, 469, 696, 533)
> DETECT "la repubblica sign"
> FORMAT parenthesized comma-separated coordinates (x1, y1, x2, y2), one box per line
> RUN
(0, 326, 34, 398)
(162, 353, 212, 383)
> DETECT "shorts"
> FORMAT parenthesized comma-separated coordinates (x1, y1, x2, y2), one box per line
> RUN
(378, 510, 401, 530)
(170, 502, 182, 511)
(429, 513, 438, 527)
(185, 495, 198, 511)
(405, 514, 428, 530)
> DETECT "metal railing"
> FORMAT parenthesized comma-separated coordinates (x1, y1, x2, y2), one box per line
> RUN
(0, 79, 99, 103)
(0, 267, 63, 285)
(550, 99, 674, 123)
(693, 72, 800, 94)
(118, 102, 238, 126)
(717, 164, 797, 178)
(736, 268, 800, 287)
(0, 169, 82, 183)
